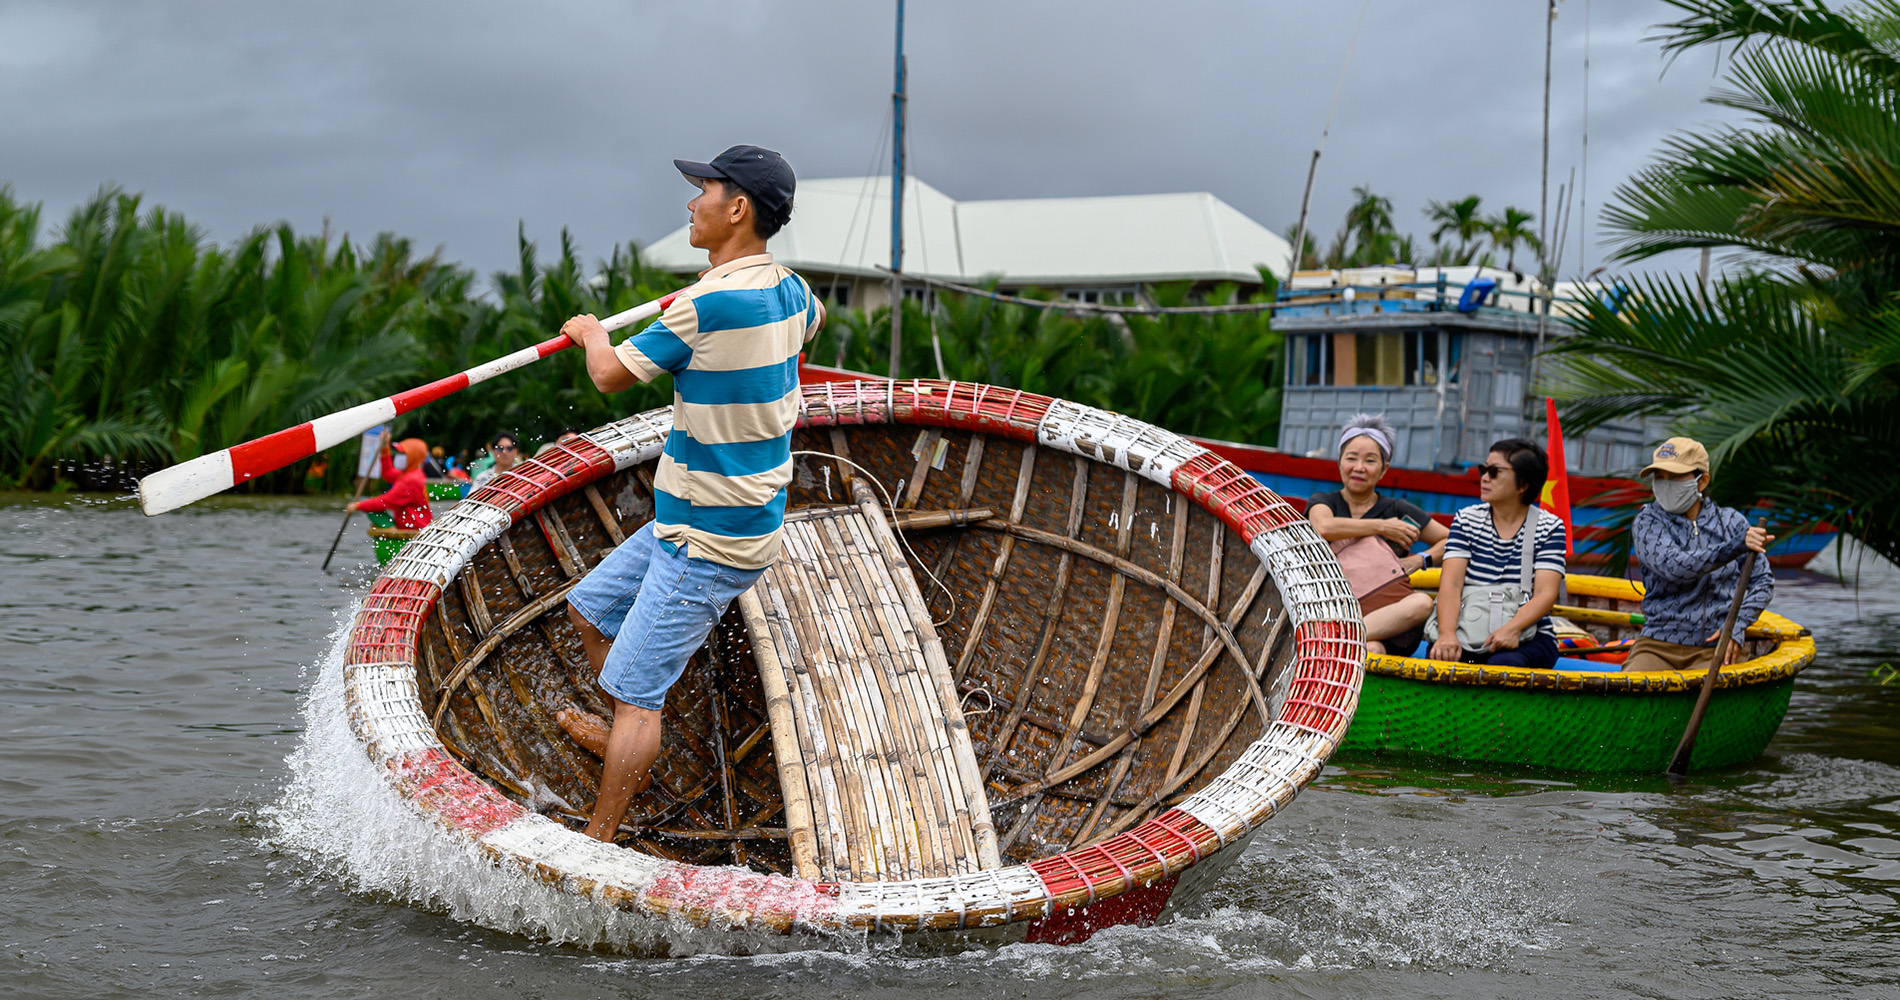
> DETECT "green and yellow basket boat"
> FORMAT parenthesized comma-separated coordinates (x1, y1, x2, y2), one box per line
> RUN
(1342, 571, 1816, 772)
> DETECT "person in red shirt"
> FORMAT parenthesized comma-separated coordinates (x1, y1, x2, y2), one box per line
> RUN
(348, 437, 434, 530)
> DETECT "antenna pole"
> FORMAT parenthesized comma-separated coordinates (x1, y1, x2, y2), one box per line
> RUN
(1540, 0, 1556, 294)
(888, 0, 906, 378)
(1288, 150, 1320, 274)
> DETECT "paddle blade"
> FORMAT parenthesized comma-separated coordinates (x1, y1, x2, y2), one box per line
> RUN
(134, 291, 675, 515)
(138, 450, 238, 516)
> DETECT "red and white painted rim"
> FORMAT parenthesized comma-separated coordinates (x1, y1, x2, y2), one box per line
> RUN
(339, 380, 1364, 941)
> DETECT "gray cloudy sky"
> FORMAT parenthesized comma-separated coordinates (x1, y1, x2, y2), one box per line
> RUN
(1, 0, 1735, 283)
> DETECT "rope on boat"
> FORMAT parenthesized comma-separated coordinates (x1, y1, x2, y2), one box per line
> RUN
(790, 449, 958, 626)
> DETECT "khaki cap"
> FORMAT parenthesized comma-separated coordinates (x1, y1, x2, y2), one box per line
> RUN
(1640, 436, 1709, 477)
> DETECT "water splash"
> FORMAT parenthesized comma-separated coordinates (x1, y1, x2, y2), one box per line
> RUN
(1201, 838, 1568, 970)
(261, 602, 859, 956)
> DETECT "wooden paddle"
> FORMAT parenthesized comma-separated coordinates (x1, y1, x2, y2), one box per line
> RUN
(136, 290, 680, 516)
(320, 429, 388, 572)
(1666, 540, 1760, 777)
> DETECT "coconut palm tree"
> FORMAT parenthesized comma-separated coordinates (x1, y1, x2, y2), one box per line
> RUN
(1337, 185, 1399, 266)
(1548, 0, 1900, 565)
(1424, 195, 1488, 265)
(1487, 206, 1541, 273)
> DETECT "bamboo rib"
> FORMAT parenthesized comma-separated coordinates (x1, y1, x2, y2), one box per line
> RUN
(458, 570, 494, 633)
(1073, 479, 1180, 846)
(926, 433, 989, 590)
(1098, 609, 1291, 841)
(902, 427, 941, 509)
(496, 532, 536, 602)
(999, 472, 1141, 850)
(537, 507, 587, 575)
(887, 507, 994, 532)
(1167, 530, 1224, 784)
(991, 563, 1270, 806)
(431, 582, 582, 730)
(952, 443, 1038, 682)
(581, 484, 627, 545)
(706, 659, 745, 866)
(984, 456, 1090, 792)
(971, 521, 1273, 729)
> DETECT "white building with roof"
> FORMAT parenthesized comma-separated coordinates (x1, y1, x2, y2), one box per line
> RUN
(638, 177, 1294, 309)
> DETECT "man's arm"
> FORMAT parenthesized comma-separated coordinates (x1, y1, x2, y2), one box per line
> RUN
(1734, 525, 1777, 639)
(1632, 505, 1747, 584)
(561, 313, 640, 393)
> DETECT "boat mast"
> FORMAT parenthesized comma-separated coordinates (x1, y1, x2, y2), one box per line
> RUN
(1539, 0, 1556, 296)
(1533, 0, 1558, 421)
(888, 0, 906, 378)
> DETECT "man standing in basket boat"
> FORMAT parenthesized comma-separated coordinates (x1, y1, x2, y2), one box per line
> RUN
(555, 145, 823, 842)
(1623, 437, 1775, 672)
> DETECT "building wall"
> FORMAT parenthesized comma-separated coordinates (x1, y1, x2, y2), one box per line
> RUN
(1281, 323, 1671, 479)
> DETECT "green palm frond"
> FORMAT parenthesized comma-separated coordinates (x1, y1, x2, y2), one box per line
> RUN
(1653, 0, 1900, 82)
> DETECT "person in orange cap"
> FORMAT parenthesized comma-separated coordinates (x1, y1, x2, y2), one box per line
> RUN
(1624, 436, 1774, 671)
(349, 437, 435, 531)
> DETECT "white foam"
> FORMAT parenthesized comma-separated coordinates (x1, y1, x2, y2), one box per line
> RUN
(263, 604, 843, 955)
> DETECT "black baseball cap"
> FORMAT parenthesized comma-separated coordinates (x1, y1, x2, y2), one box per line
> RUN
(674, 145, 795, 221)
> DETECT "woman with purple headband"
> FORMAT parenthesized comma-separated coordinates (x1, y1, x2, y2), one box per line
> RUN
(1306, 414, 1449, 657)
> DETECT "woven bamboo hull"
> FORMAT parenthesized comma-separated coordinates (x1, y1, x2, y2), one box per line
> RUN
(337, 380, 1366, 946)
(1341, 572, 1815, 772)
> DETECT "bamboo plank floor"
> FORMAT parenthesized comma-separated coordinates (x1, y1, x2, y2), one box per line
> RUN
(741, 499, 1002, 882)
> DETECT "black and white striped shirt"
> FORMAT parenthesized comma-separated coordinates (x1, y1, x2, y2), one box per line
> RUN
(1443, 503, 1568, 637)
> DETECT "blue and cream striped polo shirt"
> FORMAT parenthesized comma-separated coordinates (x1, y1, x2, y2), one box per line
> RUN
(614, 253, 821, 569)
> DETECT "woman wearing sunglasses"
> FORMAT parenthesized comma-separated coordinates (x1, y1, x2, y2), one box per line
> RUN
(469, 431, 521, 487)
(1428, 438, 1568, 670)
(1306, 414, 1449, 656)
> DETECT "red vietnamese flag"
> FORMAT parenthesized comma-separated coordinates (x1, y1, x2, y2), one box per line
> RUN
(1541, 396, 1575, 556)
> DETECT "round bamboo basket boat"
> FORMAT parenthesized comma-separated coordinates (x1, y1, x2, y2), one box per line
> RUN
(337, 379, 1365, 945)
(1342, 570, 1816, 772)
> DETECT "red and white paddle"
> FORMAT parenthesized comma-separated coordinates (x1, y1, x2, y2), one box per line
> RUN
(137, 291, 680, 516)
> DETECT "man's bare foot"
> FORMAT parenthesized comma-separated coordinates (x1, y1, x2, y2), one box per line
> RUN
(555, 703, 611, 757)
(1366, 639, 1387, 656)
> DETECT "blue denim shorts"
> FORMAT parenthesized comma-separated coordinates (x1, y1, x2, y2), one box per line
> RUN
(565, 522, 765, 711)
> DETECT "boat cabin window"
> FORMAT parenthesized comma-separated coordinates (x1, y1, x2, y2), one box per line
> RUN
(1290, 333, 1333, 386)
(1291, 330, 1461, 388)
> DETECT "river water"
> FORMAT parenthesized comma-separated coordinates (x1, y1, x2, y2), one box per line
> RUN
(4, 493, 1898, 999)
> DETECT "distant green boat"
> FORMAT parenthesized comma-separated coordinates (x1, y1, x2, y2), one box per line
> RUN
(365, 480, 463, 565)
(1340, 572, 1816, 772)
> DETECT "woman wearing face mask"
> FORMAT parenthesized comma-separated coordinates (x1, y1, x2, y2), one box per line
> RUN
(348, 437, 435, 531)
(1623, 437, 1775, 672)
(1429, 438, 1568, 670)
